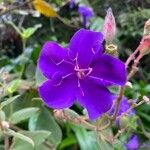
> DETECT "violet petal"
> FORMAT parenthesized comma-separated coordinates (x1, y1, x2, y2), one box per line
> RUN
(125, 135, 139, 150)
(38, 75, 78, 109)
(69, 29, 104, 68)
(90, 54, 127, 85)
(77, 77, 113, 120)
(38, 41, 74, 79)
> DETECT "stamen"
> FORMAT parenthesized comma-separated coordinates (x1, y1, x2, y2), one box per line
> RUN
(54, 73, 74, 86)
(50, 57, 74, 66)
(92, 48, 96, 54)
(78, 79, 84, 96)
(56, 59, 64, 65)
(85, 67, 93, 76)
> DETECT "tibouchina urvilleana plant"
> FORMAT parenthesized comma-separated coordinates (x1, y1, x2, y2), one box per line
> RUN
(38, 7, 150, 147)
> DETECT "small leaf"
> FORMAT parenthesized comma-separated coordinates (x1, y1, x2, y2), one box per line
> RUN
(22, 24, 42, 39)
(7, 79, 21, 94)
(11, 107, 39, 124)
(32, 0, 58, 17)
(1, 95, 20, 109)
(6, 129, 34, 147)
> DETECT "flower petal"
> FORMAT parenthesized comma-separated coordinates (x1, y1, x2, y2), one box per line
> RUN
(69, 29, 104, 68)
(125, 135, 139, 150)
(78, 5, 94, 18)
(38, 41, 74, 79)
(90, 54, 127, 85)
(38, 75, 78, 109)
(77, 78, 113, 120)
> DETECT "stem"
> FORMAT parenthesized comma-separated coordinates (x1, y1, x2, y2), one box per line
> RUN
(127, 53, 143, 80)
(4, 134, 9, 150)
(125, 46, 139, 67)
(56, 15, 79, 29)
(116, 101, 144, 120)
(111, 87, 125, 121)
(20, 38, 27, 79)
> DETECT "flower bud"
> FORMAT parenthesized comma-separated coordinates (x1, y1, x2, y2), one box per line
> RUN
(139, 35, 150, 55)
(103, 8, 116, 44)
(125, 82, 133, 88)
(120, 115, 129, 129)
(143, 19, 150, 36)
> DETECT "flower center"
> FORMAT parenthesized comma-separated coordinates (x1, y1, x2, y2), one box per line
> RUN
(74, 66, 92, 79)
(77, 70, 85, 79)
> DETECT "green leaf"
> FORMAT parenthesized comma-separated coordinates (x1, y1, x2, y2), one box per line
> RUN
(0, 110, 5, 121)
(11, 131, 51, 150)
(113, 139, 126, 150)
(71, 125, 112, 150)
(3, 91, 41, 118)
(0, 145, 4, 150)
(58, 135, 77, 150)
(22, 24, 42, 39)
(31, 45, 41, 64)
(128, 116, 138, 130)
(28, 106, 62, 147)
(6, 129, 34, 147)
(35, 68, 46, 86)
(0, 95, 20, 109)
(90, 17, 104, 32)
(11, 107, 39, 124)
(7, 79, 21, 94)
(139, 112, 150, 122)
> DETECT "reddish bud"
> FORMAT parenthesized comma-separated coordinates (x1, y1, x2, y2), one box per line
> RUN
(139, 35, 150, 55)
(103, 8, 116, 44)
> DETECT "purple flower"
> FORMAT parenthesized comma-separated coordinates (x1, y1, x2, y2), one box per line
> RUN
(78, 5, 94, 28)
(125, 134, 139, 150)
(69, 0, 76, 9)
(38, 29, 127, 120)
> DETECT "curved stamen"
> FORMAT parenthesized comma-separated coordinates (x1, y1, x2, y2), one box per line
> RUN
(78, 79, 84, 96)
(50, 57, 74, 66)
(92, 48, 96, 54)
(84, 68, 93, 77)
(54, 73, 75, 86)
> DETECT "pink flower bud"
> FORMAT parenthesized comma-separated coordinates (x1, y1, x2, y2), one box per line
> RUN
(103, 8, 116, 43)
(139, 35, 150, 55)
